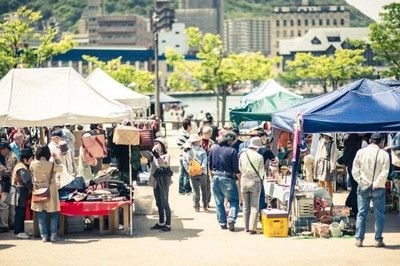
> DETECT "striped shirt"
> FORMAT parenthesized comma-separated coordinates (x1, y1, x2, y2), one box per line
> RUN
(176, 129, 190, 149)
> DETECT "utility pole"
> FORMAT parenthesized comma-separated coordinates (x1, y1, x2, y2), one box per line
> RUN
(151, 0, 175, 119)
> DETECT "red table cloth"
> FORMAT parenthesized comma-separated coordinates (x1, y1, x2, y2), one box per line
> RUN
(60, 201, 130, 216)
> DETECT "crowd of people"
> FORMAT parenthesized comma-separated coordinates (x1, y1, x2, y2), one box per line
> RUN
(0, 115, 399, 247)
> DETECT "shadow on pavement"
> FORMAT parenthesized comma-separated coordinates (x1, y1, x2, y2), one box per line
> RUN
(53, 239, 100, 245)
(0, 244, 15, 250)
(132, 213, 203, 241)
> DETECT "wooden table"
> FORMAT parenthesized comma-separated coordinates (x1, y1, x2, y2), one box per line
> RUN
(33, 201, 131, 237)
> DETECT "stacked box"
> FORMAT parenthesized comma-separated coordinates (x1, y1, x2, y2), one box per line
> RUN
(294, 195, 314, 218)
(291, 216, 317, 235)
(261, 209, 288, 237)
(67, 217, 85, 233)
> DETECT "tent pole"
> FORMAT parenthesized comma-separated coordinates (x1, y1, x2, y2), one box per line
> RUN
(129, 145, 133, 236)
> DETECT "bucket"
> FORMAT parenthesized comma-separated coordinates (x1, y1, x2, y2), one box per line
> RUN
(329, 222, 342, 237)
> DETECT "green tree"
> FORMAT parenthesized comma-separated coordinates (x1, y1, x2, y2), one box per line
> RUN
(83, 55, 154, 93)
(284, 49, 373, 93)
(370, 3, 400, 79)
(0, 7, 75, 77)
(166, 27, 278, 126)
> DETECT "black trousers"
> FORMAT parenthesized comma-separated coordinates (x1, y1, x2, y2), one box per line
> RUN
(345, 168, 358, 217)
(14, 205, 25, 234)
(154, 177, 171, 226)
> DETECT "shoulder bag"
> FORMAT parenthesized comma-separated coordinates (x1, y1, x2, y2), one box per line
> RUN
(357, 149, 380, 195)
(32, 163, 55, 204)
(245, 152, 263, 181)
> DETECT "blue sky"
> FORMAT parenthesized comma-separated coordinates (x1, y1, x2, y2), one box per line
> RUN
(346, 0, 400, 20)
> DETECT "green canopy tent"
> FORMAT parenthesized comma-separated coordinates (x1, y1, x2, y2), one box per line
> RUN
(229, 81, 303, 126)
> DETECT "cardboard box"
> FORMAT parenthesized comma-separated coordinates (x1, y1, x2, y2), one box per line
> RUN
(261, 209, 288, 237)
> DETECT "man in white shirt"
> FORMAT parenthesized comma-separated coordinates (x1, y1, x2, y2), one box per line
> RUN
(352, 133, 390, 248)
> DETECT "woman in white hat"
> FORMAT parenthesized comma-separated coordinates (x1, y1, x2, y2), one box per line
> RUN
(314, 133, 338, 198)
(238, 137, 266, 234)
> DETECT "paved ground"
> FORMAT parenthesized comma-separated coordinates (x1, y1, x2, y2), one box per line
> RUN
(1, 130, 400, 265)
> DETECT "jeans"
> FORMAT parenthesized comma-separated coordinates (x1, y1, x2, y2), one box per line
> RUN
(14, 206, 25, 234)
(241, 180, 261, 231)
(37, 211, 59, 238)
(178, 158, 191, 194)
(190, 174, 207, 209)
(211, 175, 239, 225)
(355, 187, 385, 241)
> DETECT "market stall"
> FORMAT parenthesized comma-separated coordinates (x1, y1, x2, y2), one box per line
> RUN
(268, 78, 400, 237)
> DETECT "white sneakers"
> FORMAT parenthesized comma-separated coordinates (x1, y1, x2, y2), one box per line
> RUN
(17, 232, 30, 239)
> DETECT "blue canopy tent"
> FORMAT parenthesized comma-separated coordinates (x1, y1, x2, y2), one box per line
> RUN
(271, 78, 400, 217)
(271, 78, 400, 133)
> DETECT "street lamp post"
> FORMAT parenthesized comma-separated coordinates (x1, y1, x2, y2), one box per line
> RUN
(152, 0, 174, 119)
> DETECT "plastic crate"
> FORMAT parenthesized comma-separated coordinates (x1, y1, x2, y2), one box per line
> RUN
(293, 195, 314, 218)
(261, 209, 288, 237)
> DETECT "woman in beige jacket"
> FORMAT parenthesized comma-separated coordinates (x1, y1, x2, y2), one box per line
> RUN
(30, 145, 62, 242)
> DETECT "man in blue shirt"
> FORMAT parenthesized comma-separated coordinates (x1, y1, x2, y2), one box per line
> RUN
(209, 131, 240, 231)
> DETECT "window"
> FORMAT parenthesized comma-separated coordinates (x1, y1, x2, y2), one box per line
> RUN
(341, 19, 345, 25)
(326, 19, 330, 26)
(333, 19, 337, 26)
(276, 20, 280, 27)
(175, 44, 180, 48)
(297, 19, 301, 26)
(305, 19, 308, 26)
(311, 37, 321, 44)
(312, 19, 315, 26)
(175, 31, 180, 34)
(290, 20, 294, 26)
(290, 30, 294, 37)
(298, 30, 301, 36)
(283, 30, 287, 37)
(319, 19, 323, 26)
(327, 36, 341, 42)
(283, 20, 287, 26)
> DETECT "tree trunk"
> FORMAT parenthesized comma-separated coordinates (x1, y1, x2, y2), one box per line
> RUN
(215, 88, 220, 127)
(221, 88, 227, 127)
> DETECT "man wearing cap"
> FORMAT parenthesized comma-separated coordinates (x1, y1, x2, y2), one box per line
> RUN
(352, 133, 390, 248)
(183, 134, 208, 212)
(48, 129, 64, 162)
(0, 142, 18, 232)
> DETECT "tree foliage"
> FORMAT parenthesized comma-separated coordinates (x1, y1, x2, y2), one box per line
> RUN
(166, 27, 278, 126)
(0, 7, 76, 77)
(284, 49, 373, 93)
(369, 3, 400, 79)
(83, 55, 154, 93)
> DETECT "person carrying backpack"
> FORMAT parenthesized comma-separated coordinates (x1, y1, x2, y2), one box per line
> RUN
(183, 134, 208, 212)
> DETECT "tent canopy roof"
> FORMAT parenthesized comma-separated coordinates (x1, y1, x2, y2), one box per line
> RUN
(230, 80, 303, 126)
(86, 68, 150, 110)
(271, 78, 400, 133)
(150, 92, 182, 104)
(0, 67, 130, 127)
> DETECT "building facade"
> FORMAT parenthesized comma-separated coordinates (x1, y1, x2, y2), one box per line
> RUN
(279, 27, 373, 69)
(224, 18, 270, 54)
(270, 2, 350, 56)
(176, 0, 224, 39)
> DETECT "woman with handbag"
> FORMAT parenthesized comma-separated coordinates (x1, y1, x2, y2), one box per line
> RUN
(30, 145, 63, 242)
(142, 137, 173, 232)
(9, 148, 34, 239)
(239, 137, 265, 234)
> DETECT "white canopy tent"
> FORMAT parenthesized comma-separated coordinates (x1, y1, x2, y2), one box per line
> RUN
(0, 67, 131, 127)
(86, 68, 150, 110)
